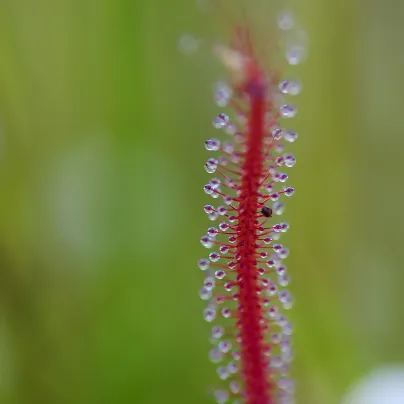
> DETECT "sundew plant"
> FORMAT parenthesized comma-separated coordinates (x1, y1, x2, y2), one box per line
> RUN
(196, 6, 306, 404)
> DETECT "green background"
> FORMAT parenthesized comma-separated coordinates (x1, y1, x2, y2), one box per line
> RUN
(0, 1, 403, 403)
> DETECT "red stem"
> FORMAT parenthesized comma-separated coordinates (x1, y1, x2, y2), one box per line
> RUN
(237, 76, 272, 404)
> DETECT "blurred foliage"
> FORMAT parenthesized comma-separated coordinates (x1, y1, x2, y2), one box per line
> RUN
(0, 1, 403, 404)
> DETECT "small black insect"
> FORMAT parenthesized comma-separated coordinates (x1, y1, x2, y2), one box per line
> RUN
(261, 206, 272, 218)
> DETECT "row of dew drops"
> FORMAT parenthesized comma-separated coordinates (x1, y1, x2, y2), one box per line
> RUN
(196, 10, 304, 404)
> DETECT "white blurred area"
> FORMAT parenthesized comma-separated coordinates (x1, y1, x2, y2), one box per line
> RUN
(342, 366, 404, 404)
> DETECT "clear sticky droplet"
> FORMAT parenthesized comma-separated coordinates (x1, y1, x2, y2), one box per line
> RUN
(283, 186, 295, 196)
(215, 82, 232, 107)
(214, 389, 229, 404)
(210, 348, 223, 363)
(205, 138, 221, 151)
(204, 307, 216, 322)
(200, 235, 213, 248)
(209, 252, 221, 262)
(212, 326, 225, 339)
(198, 258, 210, 270)
(279, 80, 301, 95)
(286, 45, 306, 65)
(284, 130, 298, 142)
(277, 11, 294, 31)
(204, 277, 215, 290)
(280, 104, 297, 118)
(213, 113, 230, 129)
(199, 287, 212, 300)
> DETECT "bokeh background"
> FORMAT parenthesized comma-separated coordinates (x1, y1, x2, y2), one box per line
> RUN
(0, 0, 403, 403)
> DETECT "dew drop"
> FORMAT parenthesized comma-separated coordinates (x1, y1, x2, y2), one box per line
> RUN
(269, 192, 280, 201)
(217, 366, 230, 380)
(213, 113, 230, 129)
(228, 362, 238, 374)
(282, 321, 294, 335)
(219, 222, 229, 231)
(208, 227, 219, 237)
(283, 153, 296, 168)
(215, 270, 226, 279)
(275, 143, 285, 154)
(216, 294, 226, 303)
(218, 340, 232, 353)
(204, 204, 214, 214)
(224, 281, 233, 291)
(283, 186, 295, 197)
(264, 237, 272, 245)
(205, 164, 216, 174)
(266, 259, 276, 268)
(278, 377, 295, 393)
(204, 277, 215, 290)
(199, 287, 212, 300)
(268, 306, 279, 318)
(228, 236, 236, 243)
(214, 389, 229, 403)
(273, 202, 284, 215)
(280, 337, 291, 353)
(212, 326, 225, 339)
(284, 130, 298, 142)
(204, 307, 216, 322)
(279, 273, 290, 287)
(229, 380, 241, 394)
(221, 142, 234, 154)
(279, 80, 301, 96)
(201, 235, 213, 248)
(272, 127, 283, 140)
(280, 104, 297, 118)
(210, 348, 223, 363)
(224, 123, 236, 135)
(215, 82, 232, 107)
(270, 356, 283, 369)
(277, 11, 294, 31)
(271, 332, 282, 344)
(279, 290, 292, 304)
(209, 181, 220, 192)
(286, 44, 306, 65)
(282, 349, 294, 363)
(277, 314, 288, 327)
(219, 245, 229, 254)
(205, 158, 219, 174)
(278, 248, 290, 259)
(198, 258, 210, 270)
(277, 265, 287, 276)
(268, 284, 278, 296)
(208, 211, 219, 221)
(209, 252, 221, 262)
(205, 138, 221, 151)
